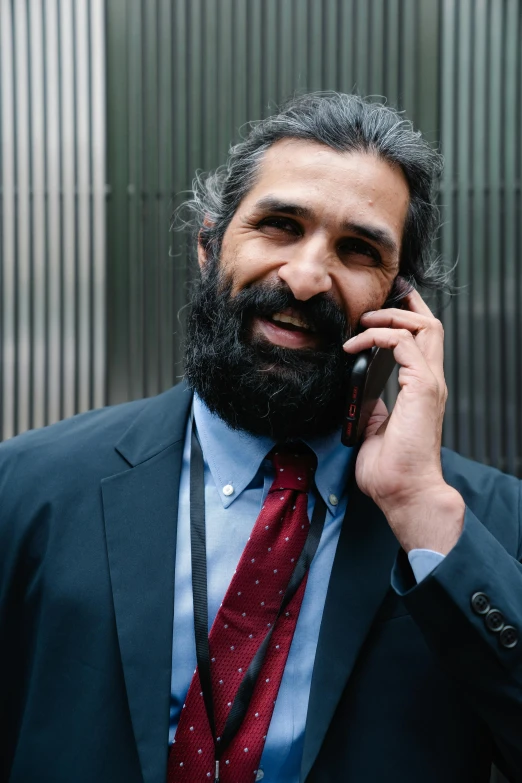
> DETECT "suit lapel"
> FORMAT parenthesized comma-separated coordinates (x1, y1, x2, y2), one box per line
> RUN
(300, 476, 400, 782)
(101, 383, 192, 783)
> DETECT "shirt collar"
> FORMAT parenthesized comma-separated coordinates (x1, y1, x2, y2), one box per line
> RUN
(193, 394, 354, 513)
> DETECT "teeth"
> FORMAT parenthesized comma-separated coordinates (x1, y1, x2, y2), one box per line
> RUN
(271, 312, 314, 331)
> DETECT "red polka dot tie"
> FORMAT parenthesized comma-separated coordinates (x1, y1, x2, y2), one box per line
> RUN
(168, 445, 317, 782)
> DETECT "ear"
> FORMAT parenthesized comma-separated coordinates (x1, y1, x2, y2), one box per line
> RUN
(197, 216, 214, 270)
(197, 230, 207, 270)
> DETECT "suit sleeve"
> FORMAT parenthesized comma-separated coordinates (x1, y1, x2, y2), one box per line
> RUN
(391, 468, 522, 781)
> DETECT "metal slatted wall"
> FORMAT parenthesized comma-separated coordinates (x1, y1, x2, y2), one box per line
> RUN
(0, 0, 106, 440)
(2, 0, 520, 481)
(439, 0, 521, 475)
(105, 0, 521, 478)
(106, 0, 441, 406)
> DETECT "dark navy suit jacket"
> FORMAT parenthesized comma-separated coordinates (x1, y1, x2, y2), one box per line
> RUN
(1, 382, 521, 782)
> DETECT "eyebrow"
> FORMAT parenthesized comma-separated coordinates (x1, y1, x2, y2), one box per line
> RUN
(252, 196, 399, 256)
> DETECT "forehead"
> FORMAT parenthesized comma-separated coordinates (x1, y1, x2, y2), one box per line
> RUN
(244, 138, 410, 237)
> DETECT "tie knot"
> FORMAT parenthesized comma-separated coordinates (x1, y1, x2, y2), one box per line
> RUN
(269, 443, 316, 492)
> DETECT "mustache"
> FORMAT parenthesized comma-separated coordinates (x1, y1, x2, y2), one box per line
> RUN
(215, 276, 351, 345)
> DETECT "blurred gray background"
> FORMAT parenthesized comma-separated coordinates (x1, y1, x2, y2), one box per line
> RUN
(1, 0, 521, 487)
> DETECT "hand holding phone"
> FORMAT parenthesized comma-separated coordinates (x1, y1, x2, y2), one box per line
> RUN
(341, 277, 410, 446)
(341, 287, 462, 556)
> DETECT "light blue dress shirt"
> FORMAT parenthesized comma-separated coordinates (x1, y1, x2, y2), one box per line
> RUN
(169, 395, 444, 781)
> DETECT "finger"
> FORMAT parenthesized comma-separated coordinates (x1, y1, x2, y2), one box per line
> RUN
(402, 288, 434, 317)
(360, 308, 444, 372)
(343, 326, 442, 391)
(361, 308, 433, 333)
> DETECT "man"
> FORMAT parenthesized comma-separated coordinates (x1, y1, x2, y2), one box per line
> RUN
(0, 93, 520, 783)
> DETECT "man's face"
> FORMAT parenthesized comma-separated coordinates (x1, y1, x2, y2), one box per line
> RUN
(185, 140, 410, 439)
(212, 140, 409, 343)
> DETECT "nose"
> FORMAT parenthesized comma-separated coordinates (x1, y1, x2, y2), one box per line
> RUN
(276, 238, 332, 301)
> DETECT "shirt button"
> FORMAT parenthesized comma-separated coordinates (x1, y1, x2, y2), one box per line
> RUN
(222, 484, 234, 496)
(329, 493, 339, 506)
(255, 770, 264, 781)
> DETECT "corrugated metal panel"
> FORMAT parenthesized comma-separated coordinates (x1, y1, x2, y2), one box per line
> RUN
(105, 0, 521, 480)
(0, 0, 106, 440)
(438, 0, 522, 476)
(105, 0, 438, 403)
(2, 0, 520, 481)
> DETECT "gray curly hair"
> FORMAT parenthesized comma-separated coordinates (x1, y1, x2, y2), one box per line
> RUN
(177, 92, 448, 291)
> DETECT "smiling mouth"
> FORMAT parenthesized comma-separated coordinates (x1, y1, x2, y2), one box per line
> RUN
(251, 308, 322, 350)
(266, 310, 316, 333)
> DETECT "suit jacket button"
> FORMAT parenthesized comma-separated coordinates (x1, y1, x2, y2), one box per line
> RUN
(485, 608, 504, 632)
(471, 592, 490, 615)
(499, 625, 518, 649)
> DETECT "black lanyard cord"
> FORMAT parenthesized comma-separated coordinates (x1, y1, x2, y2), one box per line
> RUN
(190, 424, 217, 742)
(189, 421, 327, 774)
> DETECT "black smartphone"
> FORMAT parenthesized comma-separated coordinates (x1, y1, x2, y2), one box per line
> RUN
(341, 277, 411, 447)
(341, 347, 396, 447)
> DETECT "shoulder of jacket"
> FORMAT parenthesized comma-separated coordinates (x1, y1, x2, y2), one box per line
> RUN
(441, 447, 521, 554)
(0, 396, 147, 468)
(0, 396, 164, 516)
(0, 399, 148, 554)
(441, 447, 520, 494)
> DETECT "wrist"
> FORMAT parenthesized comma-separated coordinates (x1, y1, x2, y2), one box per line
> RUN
(381, 483, 465, 555)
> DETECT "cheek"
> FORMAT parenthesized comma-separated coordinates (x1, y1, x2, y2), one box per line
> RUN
(221, 240, 277, 294)
(337, 272, 393, 329)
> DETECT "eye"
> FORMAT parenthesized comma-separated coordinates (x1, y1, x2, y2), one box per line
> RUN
(257, 216, 302, 237)
(337, 237, 381, 265)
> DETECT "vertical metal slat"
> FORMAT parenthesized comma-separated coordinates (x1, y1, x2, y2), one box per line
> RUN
(44, 0, 63, 425)
(59, 0, 77, 419)
(1, 0, 16, 439)
(29, 0, 46, 430)
(90, 0, 106, 410)
(470, 0, 488, 466)
(500, 0, 519, 476)
(14, 0, 31, 434)
(439, 0, 457, 450)
(455, 0, 472, 457)
(486, 0, 503, 468)
(75, 0, 92, 414)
